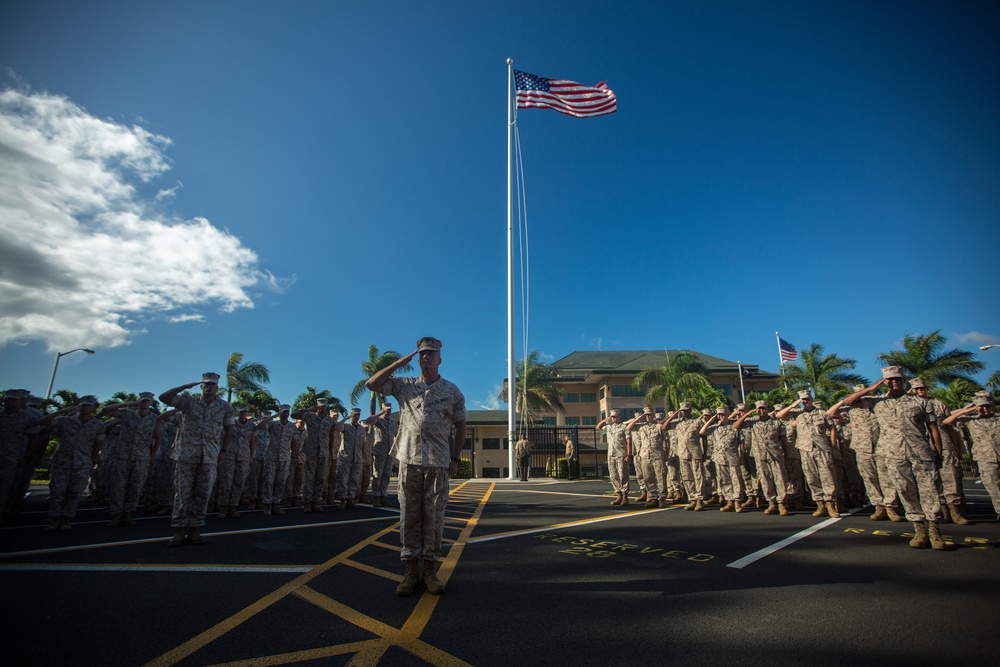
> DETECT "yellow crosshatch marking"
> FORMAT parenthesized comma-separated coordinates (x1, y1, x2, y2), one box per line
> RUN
(142, 480, 493, 667)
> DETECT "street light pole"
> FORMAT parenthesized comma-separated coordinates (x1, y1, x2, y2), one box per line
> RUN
(45, 348, 96, 400)
(980, 345, 999, 351)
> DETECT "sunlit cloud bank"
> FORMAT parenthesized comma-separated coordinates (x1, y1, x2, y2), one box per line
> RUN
(0, 86, 280, 351)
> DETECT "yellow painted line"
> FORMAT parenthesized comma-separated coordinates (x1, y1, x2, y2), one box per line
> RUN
(467, 506, 677, 544)
(371, 540, 402, 552)
(340, 558, 402, 582)
(142, 520, 401, 667)
(204, 639, 383, 667)
(143, 477, 490, 667)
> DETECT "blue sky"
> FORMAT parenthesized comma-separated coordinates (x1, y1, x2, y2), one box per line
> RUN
(2, 1, 998, 409)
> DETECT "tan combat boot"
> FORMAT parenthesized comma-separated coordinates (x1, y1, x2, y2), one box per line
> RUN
(948, 504, 972, 526)
(108, 514, 123, 528)
(812, 501, 828, 517)
(755, 497, 766, 509)
(188, 527, 206, 545)
(778, 502, 789, 516)
(273, 504, 285, 516)
(885, 506, 905, 522)
(927, 522, 947, 550)
(637, 490, 648, 503)
(263, 505, 273, 516)
(741, 498, 755, 511)
(123, 512, 136, 526)
(645, 497, 659, 509)
(658, 497, 669, 508)
(683, 501, 696, 511)
(764, 501, 779, 515)
(167, 528, 186, 547)
(870, 505, 888, 521)
(909, 522, 930, 549)
(734, 500, 744, 513)
(229, 505, 240, 518)
(827, 501, 841, 518)
(313, 501, 325, 513)
(396, 559, 420, 597)
(720, 500, 735, 512)
(610, 493, 623, 506)
(620, 493, 629, 506)
(59, 517, 72, 530)
(45, 519, 60, 532)
(422, 561, 445, 595)
(693, 499, 704, 511)
(303, 503, 313, 513)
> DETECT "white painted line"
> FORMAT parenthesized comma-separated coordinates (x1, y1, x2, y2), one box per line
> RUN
(467, 507, 678, 544)
(0, 564, 313, 573)
(0, 515, 397, 559)
(726, 517, 842, 569)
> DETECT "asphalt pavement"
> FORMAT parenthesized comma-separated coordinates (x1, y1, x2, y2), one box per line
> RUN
(2, 479, 998, 666)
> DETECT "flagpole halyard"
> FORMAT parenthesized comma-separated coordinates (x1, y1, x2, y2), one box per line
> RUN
(507, 58, 517, 479)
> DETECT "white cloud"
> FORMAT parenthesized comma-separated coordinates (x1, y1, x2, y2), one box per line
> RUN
(167, 314, 206, 324)
(156, 180, 183, 201)
(0, 86, 277, 351)
(954, 331, 1000, 347)
(474, 383, 504, 410)
(589, 336, 603, 350)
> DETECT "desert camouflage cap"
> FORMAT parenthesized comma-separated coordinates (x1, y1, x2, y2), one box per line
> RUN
(609, 409, 620, 417)
(139, 392, 156, 401)
(236, 405, 249, 412)
(202, 372, 221, 384)
(798, 390, 812, 399)
(279, 404, 291, 412)
(774, 403, 786, 411)
(79, 395, 98, 405)
(909, 378, 927, 389)
(316, 398, 329, 406)
(973, 395, 992, 406)
(715, 407, 727, 414)
(416, 337, 442, 352)
(679, 402, 692, 410)
(3, 389, 29, 399)
(736, 403, 747, 411)
(643, 407, 653, 414)
(755, 400, 768, 409)
(701, 408, 711, 416)
(881, 366, 904, 380)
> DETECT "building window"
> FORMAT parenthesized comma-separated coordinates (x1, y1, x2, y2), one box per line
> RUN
(542, 417, 556, 426)
(564, 393, 579, 403)
(582, 416, 597, 426)
(611, 385, 645, 398)
(483, 437, 501, 450)
(580, 392, 597, 402)
(599, 387, 605, 399)
(713, 384, 732, 397)
(565, 417, 580, 426)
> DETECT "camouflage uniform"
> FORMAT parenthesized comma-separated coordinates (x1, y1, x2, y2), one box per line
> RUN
(262, 419, 296, 507)
(169, 394, 235, 529)
(218, 418, 255, 508)
(782, 418, 806, 504)
(1, 404, 40, 515)
(603, 421, 630, 494)
(48, 415, 105, 521)
(667, 417, 705, 502)
(925, 397, 965, 509)
(953, 411, 1000, 516)
(707, 422, 743, 502)
(369, 415, 399, 501)
(793, 408, 838, 503)
(337, 421, 367, 502)
(358, 426, 374, 499)
(151, 418, 178, 510)
(635, 420, 667, 502)
(870, 393, 942, 522)
(748, 416, 790, 504)
(300, 412, 335, 505)
(248, 423, 269, 507)
(108, 409, 160, 517)
(285, 425, 307, 504)
(325, 429, 342, 502)
(382, 375, 466, 563)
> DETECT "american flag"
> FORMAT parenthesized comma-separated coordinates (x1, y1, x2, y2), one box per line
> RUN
(779, 338, 798, 363)
(514, 70, 617, 118)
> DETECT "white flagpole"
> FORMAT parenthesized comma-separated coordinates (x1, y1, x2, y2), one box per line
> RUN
(507, 58, 517, 480)
(738, 360, 745, 403)
(775, 332, 787, 390)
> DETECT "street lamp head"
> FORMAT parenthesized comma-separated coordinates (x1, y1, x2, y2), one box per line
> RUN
(84, 348, 95, 354)
(980, 345, 997, 351)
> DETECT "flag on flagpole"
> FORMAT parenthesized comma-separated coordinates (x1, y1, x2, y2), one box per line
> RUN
(513, 70, 617, 118)
(778, 338, 798, 363)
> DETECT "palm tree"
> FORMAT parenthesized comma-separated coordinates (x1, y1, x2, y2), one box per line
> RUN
(745, 387, 797, 408)
(225, 353, 271, 403)
(233, 388, 279, 415)
(45, 389, 80, 414)
(632, 351, 717, 412)
(352, 345, 412, 415)
(876, 330, 984, 388)
(781, 343, 867, 404)
(930, 379, 983, 411)
(988, 370, 1000, 391)
(498, 351, 565, 435)
(293, 386, 347, 416)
